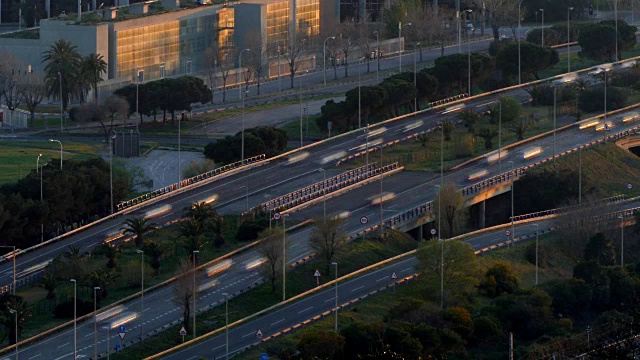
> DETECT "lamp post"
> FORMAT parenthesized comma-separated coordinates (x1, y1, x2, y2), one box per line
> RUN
(604, 70, 609, 142)
(58, 72, 63, 133)
(186, 58, 192, 75)
(615, 0, 618, 61)
(378, 145, 384, 237)
(435, 184, 443, 310)
(358, 70, 362, 128)
(578, 144, 582, 205)
(413, 42, 419, 111)
(398, 22, 412, 72)
(497, 100, 503, 172)
(319, 169, 326, 220)
(222, 292, 229, 360)
(534, 224, 539, 285)
(323, 36, 336, 86)
(238, 48, 250, 100)
(540, 9, 545, 47)
(277, 46, 282, 92)
(509, 161, 515, 243)
(618, 215, 624, 266)
(567, 7, 574, 72)
(332, 262, 338, 333)
(0, 246, 16, 295)
(9, 308, 17, 360)
(110, 132, 116, 214)
(282, 214, 289, 301)
(553, 85, 557, 162)
(71, 278, 77, 360)
(93, 286, 101, 360)
(49, 139, 62, 169)
(136, 249, 144, 341)
(465, 10, 473, 96)
(192, 250, 199, 338)
(135, 66, 140, 116)
(373, 30, 380, 81)
(241, 89, 248, 163)
(37, 154, 43, 242)
(518, 0, 523, 84)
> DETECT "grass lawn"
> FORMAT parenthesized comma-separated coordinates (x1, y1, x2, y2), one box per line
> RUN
(107, 230, 418, 359)
(0, 140, 101, 185)
(281, 114, 324, 140)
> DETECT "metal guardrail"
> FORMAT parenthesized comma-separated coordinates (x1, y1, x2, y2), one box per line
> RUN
(116, 154, 266, 211)
(508, 195, 627, 222)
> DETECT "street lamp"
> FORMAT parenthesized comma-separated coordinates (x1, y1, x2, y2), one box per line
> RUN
(319, 169, 327, 220)
(615, 0, 618, 61)
(533, 224, 539, 285)
(37, 154, 43, 242)
(509, 161, 515, 243)
(135, 66, 141, 116)
(323, 36, 336, 86)
(58, 71, 63, 133)
(136, 249, 144, 341)
(332, 261, 338, 333)
(0, 246, 16, 295)
(604, 69, 610, 143)
(109, 132, 116, 214)
(518, 0, 523, 84)
(186, 58, 192, 75)
(540, 9, 545, 47)
(577, 144, 582, 205)
(238, 48, 250, 100)
(435, 184, 444, 310)
(282, 213, 290, 301)
(49, 139, 62, 169)
(222, 292, 229, 360)
(192, 250, 199, 338)
(9, 308, 17, 360)
(465, 10, 473, 96)
(553, 86, 557, 161)
(398, 22, 412, 72)
(241, 89, 249, 163)
(413, 42, 419, 111)
(178, 111, 182, 188)
(378, 145, 384, 237)
(618, 215, 624, 266)
(93, 286, 101, 360)
(71, 278, 77, 360)
(373, 30, 380, 81)
(567, 7, 574, 72)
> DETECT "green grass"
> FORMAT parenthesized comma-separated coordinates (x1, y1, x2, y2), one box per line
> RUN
(0, 140, 100, 185)
(107, 231, 417, 359)
(281, 114, 324, 140)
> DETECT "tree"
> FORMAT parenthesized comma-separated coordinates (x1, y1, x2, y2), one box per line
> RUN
(257, 227, 284, 292)
(121, 217, 158, 248)
(42, 39, 82, 111)
(579, 20, 637, 62)
(578, 86, 628, 113)
(285, 33, 307, 89)
(0, 294, 32, 345)
(496, 42, 559, 80)
(432, 53, 495, 95)
(143, 239, 168, 276)
(17, 71, 46, 126)
(39, 272, 58, 300)
(172, 259, 201, 334)
(84, 268, 115, 304)
(441, 120, 455, 141)
(484, 0, 519, 40)
(185, 201, 220, 231)
(510, 120, 530, 140)
(338, 22, 358, 78)
(81, 53, 107, 102)
(478, 262, 519, 298)
(245, 31, 269, 95)
(97, 242, 120, 269)
(61, 245, 88, 281)
(309, 217, 346, 272)
(0, 53, 25, 118)
(204, 44, 233, 103)
(98, 95, 129, 142)
(433, 183, 465, 238)
(458, 108, 482, 133)
(358, 24, 373, 73)
(416, 133, 430, 148)
(179, 218, 207, 257)
(584, 232, 616, 266)
(298, 329, 345, 359)
(476, 127, 497, 149)
(416, 239, 479, 303)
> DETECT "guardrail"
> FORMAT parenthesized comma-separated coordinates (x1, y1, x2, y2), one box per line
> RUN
(116, 154, 266, 212)
(508, 194, 627, 222)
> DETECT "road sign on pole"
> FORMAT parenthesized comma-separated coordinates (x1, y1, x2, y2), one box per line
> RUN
(314, 269, 321, 286)
(273, 212, 281, 220)
(505, 229, 511, 237)
(256, 329, 264, 339)
(628, 183, 633, 190)
(360, 216, 369, 225)
(260, 354, 269, 360)
(430, 228, 437, 236)
(179, 327, 187, 336)
(118, 331, 126, 340)
(390, 272, 398, 280)
(119, 325, 126, 332)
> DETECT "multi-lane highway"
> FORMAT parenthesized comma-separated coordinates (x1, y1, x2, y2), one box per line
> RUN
(4, 59, 640, 359)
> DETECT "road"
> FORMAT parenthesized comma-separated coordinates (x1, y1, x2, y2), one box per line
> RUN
(159, 199, 640, 360)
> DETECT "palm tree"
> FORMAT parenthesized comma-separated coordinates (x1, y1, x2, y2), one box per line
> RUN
(143, 239, 168, 276)
(39, 272, 58, 300)
(63, 245, 88, 280)
(0, 294, 33, 345)
(510, 120, 531, 141)
(42, 39, 82, 111)
(85, 268, 115, 305)
(121, 217, 158, 248)
(81, 53, 107, 102)
(179, 219, 207, 264)
(97, 242, 120, 269)
(185, 202, 220, 230)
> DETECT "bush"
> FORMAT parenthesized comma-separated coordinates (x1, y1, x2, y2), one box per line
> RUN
(203, 126, 287, 164)
(488, 96, 522, 123)
(237, 219, 267, 242)
(525, 243, 548, 268)
(454, 135, 474, 158)
(472, 316, 502, 344)
(526, 28, 562, 46)
(578, 86, 628, 113)
(182, 159, 215, 179)
(479, 262, 519, 298)
(54, 299, 94, 319)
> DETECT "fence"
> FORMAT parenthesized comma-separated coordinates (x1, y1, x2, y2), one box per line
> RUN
(0, 106, 29, 129)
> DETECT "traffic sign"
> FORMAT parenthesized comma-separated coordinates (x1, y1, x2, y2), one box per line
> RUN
(505, 229, 511, 237)
(390, 272, 398, 280)
(628, 183, 633, 190)
(585, 326, 592, 335)
(313, 270, 321, 277)
(430, 228, 437, 236)
(260, 354, 268, 360)
(256, 329, 264, 339)
(115, 344, 121, 351)
(118, 325, 126, 333)
(604, 124, 611, 131)
(179, 326, 188, 336)
(273, 212, 281, 220)
(118, 331, 126, 340)
(360, 216, 369, 225)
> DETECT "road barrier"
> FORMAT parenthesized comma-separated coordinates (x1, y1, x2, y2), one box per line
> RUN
(508, 195, 627, 222)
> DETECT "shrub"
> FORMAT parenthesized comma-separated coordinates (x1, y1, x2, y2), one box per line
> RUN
(479, 262, 519, 298)
(525, 243, 548, 268)
(454, 135, 474, 158)
(578, 86, 628, 113)
(54, 299, 93, 319)
(237, 219, 267, 242)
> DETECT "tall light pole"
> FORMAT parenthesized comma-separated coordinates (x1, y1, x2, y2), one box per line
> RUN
(71, 278, 77, 360)
(497, 100, 503, 173)
(37, 154, 43, 242)
(49, 139, 62, 169)
(323, 36, 335, 86)
(413, 42, 419, 111)
(9, 308, 17, 360)
(358, 71, 362, 128)
(93, 286, 101, 360)
(222, 292, 229, 360)
(553, 86, 557, 161)
(578, 144, 582, 205)
(58, 72, 63, 133)
(136, 249, 144, 341)
(509, 161, 515, 243)
(518, 0, 523, 84)
(540, 9, 545, 47)
(398, 22, 412, 72)
(618, 215, 624, 266)
(332, 262, 338, 333)
(567, 7, 574, 72)
(435, 184, 443, 310)
(192, 250, 199, 338)
(277, 46, 281, 92)
(378, 145, 384, 237)
(0, 246, 16, 295)
(238, 48, 250, 100)
(241, 90, 248, 163)
(319, 169, 326, 220)
(465, 10, 473, 96)
(534, 224, 539, 285)
(373, 30, 380, 81)
(110, 133, 116, 214)
(604, 70, 609, 141)
(614, 0, 618, 61)
(282, 214, 290, 301)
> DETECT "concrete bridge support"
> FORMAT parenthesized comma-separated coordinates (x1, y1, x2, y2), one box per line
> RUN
(478, 200, 486, 229)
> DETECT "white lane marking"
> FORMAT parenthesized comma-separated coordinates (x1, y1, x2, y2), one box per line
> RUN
(242, 332, 255, 338)
(324, 297, 335, 302)
(53, 352, 73, 360)
(351, 285, 365, 292)
(84, 332, 94, 337)
(28, 355, 42, 359)
(298, 306, 313, 314)
(211, 344, 225, 351)
(376, 276, 387, 282)
(56, 343, 69, 349)
(270, 319, 285, 326)
(401, 267, 412, 273)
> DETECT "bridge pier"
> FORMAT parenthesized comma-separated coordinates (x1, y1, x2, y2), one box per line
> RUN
(478, 200, 486, 229)
(418, 224, 423, 241)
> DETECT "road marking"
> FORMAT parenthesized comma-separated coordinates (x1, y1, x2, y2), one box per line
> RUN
(270, 319, 285, 326)
(324, 297, 335, 302)
(53, 353, 73, 360)
(211, 344, 225, 351)
(84, 332, 94, 337)
(401, 267, 412, 273)
(351, 285, 365, 292)
(376, 276, 387, 282)
(28, 355, 42, 359)
(298, 306, 313, 314)
(56, 343, 69, 349)
(242, 332, 255, 338)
